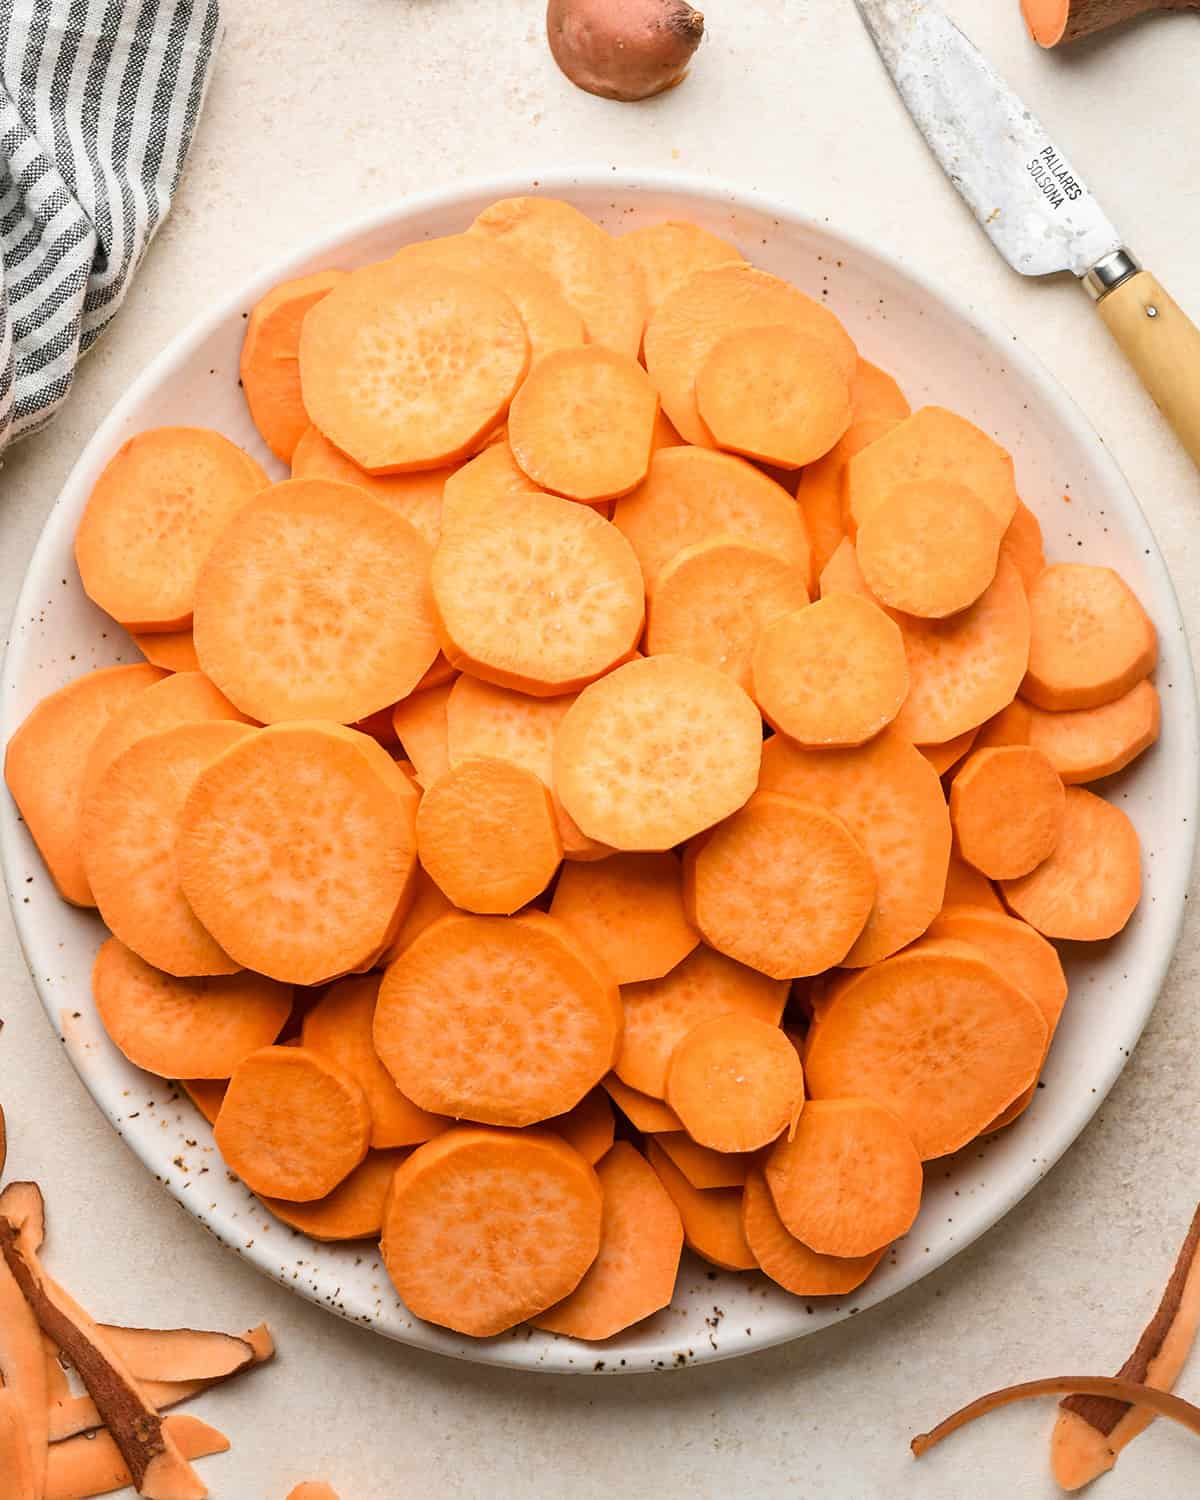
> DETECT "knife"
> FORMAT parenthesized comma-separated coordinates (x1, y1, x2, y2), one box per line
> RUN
(853, 0, 1200, 469)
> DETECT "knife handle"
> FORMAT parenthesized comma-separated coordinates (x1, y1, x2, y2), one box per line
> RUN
(1096, 270, 1200, 470)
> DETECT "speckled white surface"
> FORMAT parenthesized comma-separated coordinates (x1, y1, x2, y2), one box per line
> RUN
(1, 0, 1199, 1494)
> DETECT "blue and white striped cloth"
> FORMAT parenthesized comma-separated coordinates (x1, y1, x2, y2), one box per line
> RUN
(0, 0, 220, 450)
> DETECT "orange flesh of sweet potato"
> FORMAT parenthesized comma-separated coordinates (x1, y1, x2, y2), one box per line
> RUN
(92, 938, 291, 1078)
(683, 792, 876, 979)
(84, 722, 256, 978)
(470, 197, 647, 358)
(416, 756, 562, 915)
(1023, 563, 1157, 711)
(74, 428, 267, 632)
(214, 1045, 371, 1201)
(544, 1088, 616, 1165)
(645, 1139, 755, 1271)
(301, 975, 448, 1148)
(643, 262, 856, 446)
(695, 325, 852, 469)
(622, 220, 744, 321)
(299, 263, 529, 473)
(4, 663, 165, 906)
(646, 539, 810, 696)
(804, 941, 1047, 1158)
(381, 1127, 603, 1337)
(1025, 679, 1161, 785)
(950, 745, 1067, 881)
(533, 1141, 683, 1340)
(178, 723, 418, 985)
(81, 670, 252, 813)
(1000, 785, 1141, 940)
(508, 345, 659, 502)
(375, 913, 621, 1127)
(764, 1098, 922, 1257)
(617, 945, 786, 1100)
(291, 424, 449, 547)
(193, 480, 440, 723)
(433, 490, 645, 698)
(239, 269, 344, 462)
(262, 1149, 408, 1241)
(613, 445, 810, 592)
(549, 851, 699, 986)
(665, 1014, 805, 1154)
(753, 593, 908, 749)
(554, 655, 763, 852)
(132, 630, 201, 673)
(758, 728, 950, 968)
(654, 1132, 752, 1190)
(390, 231, 586, 365)
(742, 1169, 885, 1296)
(601, 1075, 683, 1133)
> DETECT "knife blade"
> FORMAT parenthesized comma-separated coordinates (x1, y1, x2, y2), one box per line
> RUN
(853, 0, 1200, 470)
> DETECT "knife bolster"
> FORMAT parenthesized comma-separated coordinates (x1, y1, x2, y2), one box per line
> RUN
(1084, 248, 1142, 301)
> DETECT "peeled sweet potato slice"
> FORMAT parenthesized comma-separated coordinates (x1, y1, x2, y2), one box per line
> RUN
(533, 1142, 683, 1340)
(644, 1139, 755, 1271)
(193, 480, 440, 723)
(470, 196, 647, 358)
(803, 941, 1047, 1159)
(380, 1127, 603, 1337)
(617, 945, 786, 1100)
(1000, 786, 1141, 941)
(4, 663, 165, 906)
(742, 1169, 885, 1296)
(299, 262, 529, 473)
(643, 262, 856, 445)
(92, 938, 292, 1079)
(214, 1045, 371, 1201)
(262, 1150, 408, 1241)
(375, 913, 621, 1127)
(758, 728, 950, 968)
(240, 269, 345, 462)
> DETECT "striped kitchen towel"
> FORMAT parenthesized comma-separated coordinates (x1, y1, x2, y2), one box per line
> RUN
(0, 0, 221, 451)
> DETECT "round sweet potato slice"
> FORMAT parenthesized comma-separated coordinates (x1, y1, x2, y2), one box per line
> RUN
(374, 913, 622, 1126)
(193, 480, 440, 723)
(299, 263, 529, 473)
(554, 655, 763, 852)
(214, 1044, 371, 1200)
(74, 427, 267, 631)
(381, 1127, 603, 1337)
(432, 490, 644, 697)
(758, 727, 951, 967)
(92, 938, 292, 1080)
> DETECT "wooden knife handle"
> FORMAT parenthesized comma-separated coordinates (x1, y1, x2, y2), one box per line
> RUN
(1097, 270, 1200, 470)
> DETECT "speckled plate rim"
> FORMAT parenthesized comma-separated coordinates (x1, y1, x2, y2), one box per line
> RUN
(3, 168, 1197, 1374)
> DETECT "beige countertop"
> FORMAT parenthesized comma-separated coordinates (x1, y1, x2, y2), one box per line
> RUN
(2, 1, 1199, 1495)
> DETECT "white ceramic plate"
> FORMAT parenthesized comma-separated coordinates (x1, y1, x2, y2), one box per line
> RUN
(3, 171, 1196, 1374)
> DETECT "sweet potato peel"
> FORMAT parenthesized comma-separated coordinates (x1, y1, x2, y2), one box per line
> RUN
(0, 1387, 35, 1500)
(49, 1323, 272, 1442)
(0, 1243, 47, 1498)
(46, 1413, 229, 1500)
(97, 1324, 255, 1384)
(1053, 1200, 1200, 1488)
(913, 1376, 1200, 1459)
(0, 1189, 207, 1500)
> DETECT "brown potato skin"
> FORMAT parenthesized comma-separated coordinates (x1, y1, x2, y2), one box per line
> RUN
(547, 0, 704, 102)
